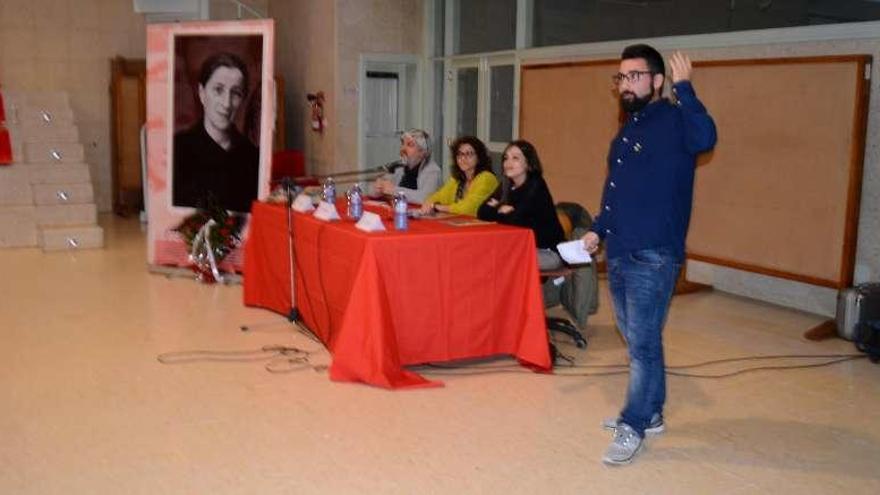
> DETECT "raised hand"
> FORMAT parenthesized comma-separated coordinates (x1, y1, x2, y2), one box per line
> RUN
(668, 51, 692, 84)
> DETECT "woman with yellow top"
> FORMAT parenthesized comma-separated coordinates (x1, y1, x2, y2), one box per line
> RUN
(418, 136, 498, 216)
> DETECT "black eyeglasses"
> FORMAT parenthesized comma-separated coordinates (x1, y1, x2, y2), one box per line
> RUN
(611, 71, 653, 85)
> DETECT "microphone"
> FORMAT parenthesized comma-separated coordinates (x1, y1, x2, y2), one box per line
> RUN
(279, 177, 300, 207)
(377, 159, 405, 174)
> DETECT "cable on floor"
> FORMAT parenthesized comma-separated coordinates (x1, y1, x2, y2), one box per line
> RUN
(157, 344, 327, 374)
(420, 353, 868, 379)
(239, 316, 324, 345)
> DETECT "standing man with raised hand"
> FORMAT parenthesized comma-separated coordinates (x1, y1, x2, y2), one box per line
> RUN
(582, 44, 717, 465)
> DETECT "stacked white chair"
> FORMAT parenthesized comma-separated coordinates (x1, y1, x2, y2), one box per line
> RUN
(0, 90, 104, 250)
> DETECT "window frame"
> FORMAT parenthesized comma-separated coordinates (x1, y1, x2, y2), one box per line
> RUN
(423, 0, 880, 176)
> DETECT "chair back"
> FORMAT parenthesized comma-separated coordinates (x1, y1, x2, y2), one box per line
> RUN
(546, 201, 599, 327)
(555, 202, 593, 239)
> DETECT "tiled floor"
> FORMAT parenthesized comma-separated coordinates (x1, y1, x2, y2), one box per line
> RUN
(1, 215, 878, 494)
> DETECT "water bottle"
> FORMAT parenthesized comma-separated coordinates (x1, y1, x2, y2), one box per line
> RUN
(347, 183, 363, 220)
(393, 191, 408, 231)
(322, 177, 336, 204)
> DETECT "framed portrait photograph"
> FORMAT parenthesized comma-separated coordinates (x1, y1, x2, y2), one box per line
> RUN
(146, 20, 274, 272)
(171, 34, 263, 213)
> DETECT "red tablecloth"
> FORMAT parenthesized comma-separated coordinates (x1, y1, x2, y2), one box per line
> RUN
(243, 201, 551, 388)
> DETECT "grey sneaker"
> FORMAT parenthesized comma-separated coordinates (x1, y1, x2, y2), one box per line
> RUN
(602, 413, 665, 435)
(602, 422, 644, 465)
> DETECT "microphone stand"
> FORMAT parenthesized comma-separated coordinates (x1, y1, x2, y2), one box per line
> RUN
(239, 179, 324, 345)
(313, 169, 378, 179)
(284, 178, 299, 323)
(311, 162, 402, 180)
(332, 173, 385, 187)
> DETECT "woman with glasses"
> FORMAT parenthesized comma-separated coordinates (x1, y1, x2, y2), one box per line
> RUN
(418, 136, 498, 216)
(477, 139, 565, 270)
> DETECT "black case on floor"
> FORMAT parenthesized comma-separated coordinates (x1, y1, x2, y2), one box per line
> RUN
(837, 283, 880, 363)
(836, 283, 880, 341)
(856, 320, 880, 363)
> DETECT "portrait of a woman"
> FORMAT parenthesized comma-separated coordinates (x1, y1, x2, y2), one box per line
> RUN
(172, 51, 260, 213)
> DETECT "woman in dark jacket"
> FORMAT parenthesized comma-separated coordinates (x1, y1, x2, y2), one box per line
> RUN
(478, 139, 565, 270)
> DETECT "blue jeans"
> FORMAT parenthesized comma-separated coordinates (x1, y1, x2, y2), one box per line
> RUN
(607, 247, 681, 438)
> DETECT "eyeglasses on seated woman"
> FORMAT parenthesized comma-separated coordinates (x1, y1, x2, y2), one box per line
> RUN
(418, 136, 498, 217)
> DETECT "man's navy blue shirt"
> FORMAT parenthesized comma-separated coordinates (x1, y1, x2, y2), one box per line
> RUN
(592, 81, 717, 261)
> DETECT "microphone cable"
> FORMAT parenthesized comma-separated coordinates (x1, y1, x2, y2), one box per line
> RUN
(157, 344, 328, 374)
(419, 352, 868, 379)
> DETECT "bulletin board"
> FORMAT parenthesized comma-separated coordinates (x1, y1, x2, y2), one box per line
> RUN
(519, 55, 870, 288)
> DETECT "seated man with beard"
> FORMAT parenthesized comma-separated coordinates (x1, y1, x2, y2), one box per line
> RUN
(372, 128, 441, 204)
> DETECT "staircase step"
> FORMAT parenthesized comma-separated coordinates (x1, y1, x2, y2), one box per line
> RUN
(22, 91, 71, 110)
(0, 206, 38, 247)
(8, 123, 81, 143)
(35, 203, 97, 227)
(32, 183, 94, 205)
(18, 107, 75, 127)
(24, 142, 85, 164)
(0, 167, 33, 206)
(40, 224, 104, 251)
(26, 163, 92, 185)
(0, 90, 26, 124)
(1, 89, 101, 253)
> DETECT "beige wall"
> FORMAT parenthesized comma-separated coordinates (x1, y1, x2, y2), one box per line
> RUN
(334, 0, 424, 171)
(271, 0, 424, 176)
(270, 0, 337, 174)
(0, 0, 146, 212)
(0, 0, 424, 207)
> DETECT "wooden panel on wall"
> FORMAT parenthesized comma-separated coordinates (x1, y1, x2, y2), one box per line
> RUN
(110, 56, 146, 217)
(520, 55, 870, 289)
(520, 60, 619, 218)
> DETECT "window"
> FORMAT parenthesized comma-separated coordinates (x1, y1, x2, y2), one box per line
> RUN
(456, 68, 479, 137)
(431, 0, 880, 177)
(489, 65, 514, 143)
(453, 0, 517, 54)
(432, 60, 446, 165)
(531, 0, 593, 47)
(433, 0, 446, 57)
(531, 0, 880, 47)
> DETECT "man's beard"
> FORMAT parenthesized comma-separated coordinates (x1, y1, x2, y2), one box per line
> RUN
(402, 154, 423, 167)
(619, 87, 654, 113)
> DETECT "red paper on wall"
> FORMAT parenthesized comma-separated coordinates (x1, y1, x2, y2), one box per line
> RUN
(0, 88, 10, 165)
(0, 128, 11, 165)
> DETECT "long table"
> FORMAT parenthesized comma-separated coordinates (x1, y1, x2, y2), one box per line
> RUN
(243, 201, 551, 388)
